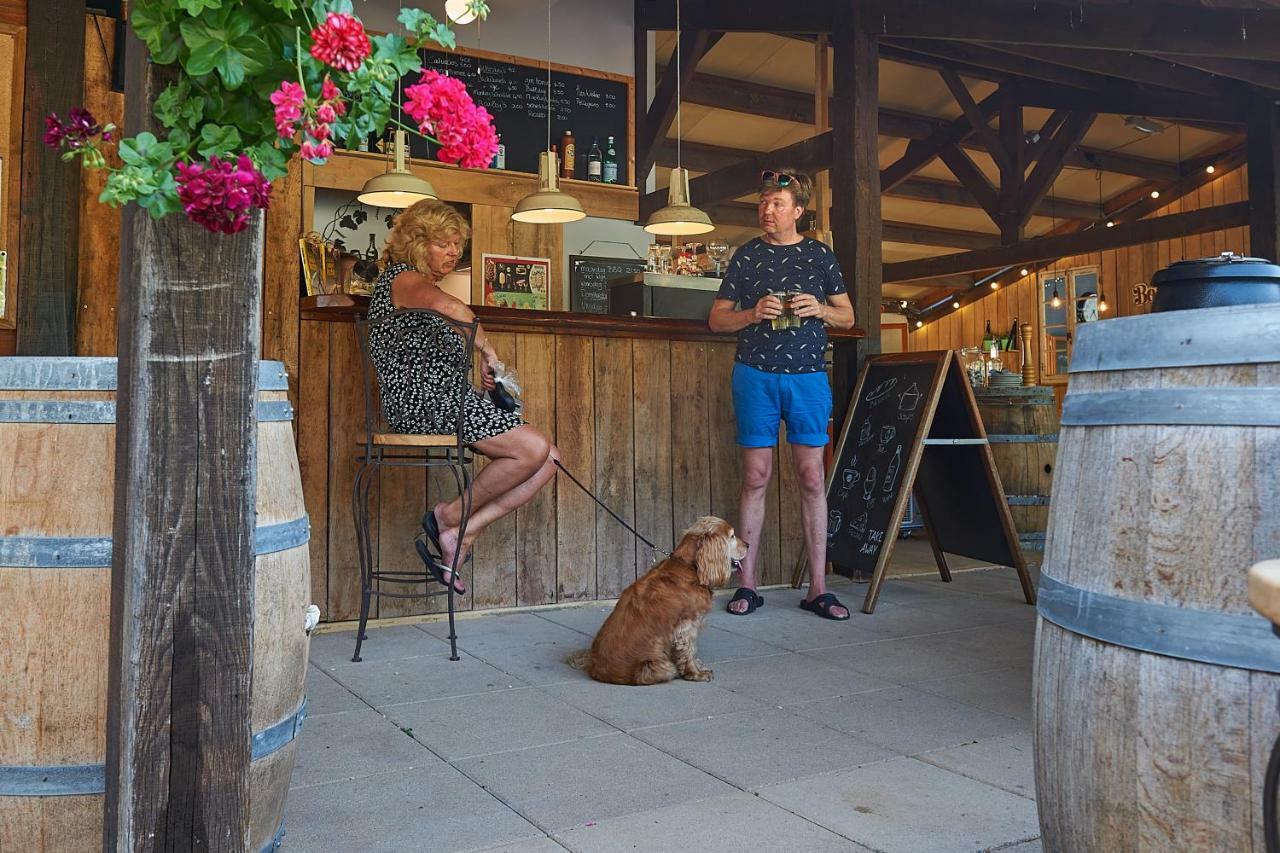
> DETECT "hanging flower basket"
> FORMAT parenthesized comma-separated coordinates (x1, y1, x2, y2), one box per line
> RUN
(43, 0, 497, 234)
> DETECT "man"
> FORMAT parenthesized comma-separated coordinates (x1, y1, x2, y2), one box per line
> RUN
(708, 168, 856, 620)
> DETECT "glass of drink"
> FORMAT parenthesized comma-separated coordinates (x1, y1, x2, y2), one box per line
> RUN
(707, 240, 729, 276)
(769, 291, 797, 330)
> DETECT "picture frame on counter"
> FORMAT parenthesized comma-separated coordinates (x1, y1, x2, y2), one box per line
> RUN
(482, 253, 550, 310)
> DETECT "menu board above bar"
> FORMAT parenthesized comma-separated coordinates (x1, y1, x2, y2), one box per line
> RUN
(394, 47, 631, 185)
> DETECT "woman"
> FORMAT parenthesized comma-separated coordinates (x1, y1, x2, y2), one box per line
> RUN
(368, 198, 558, 595)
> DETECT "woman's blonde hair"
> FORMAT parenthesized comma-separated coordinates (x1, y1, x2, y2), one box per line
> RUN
(381, 198, 471, 272)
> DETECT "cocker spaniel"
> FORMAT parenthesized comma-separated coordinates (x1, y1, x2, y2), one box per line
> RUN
(567, 516, 747, 686)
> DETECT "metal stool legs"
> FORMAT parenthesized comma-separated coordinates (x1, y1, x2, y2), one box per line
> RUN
(350, 447, 472, 663)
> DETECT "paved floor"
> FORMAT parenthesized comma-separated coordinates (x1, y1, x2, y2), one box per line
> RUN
(285, 560, 1043, 853)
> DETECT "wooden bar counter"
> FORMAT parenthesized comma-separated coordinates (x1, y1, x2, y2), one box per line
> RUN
(298, 295, 863, 624)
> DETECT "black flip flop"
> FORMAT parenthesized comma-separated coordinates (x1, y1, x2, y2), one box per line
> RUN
(415, 535, 465, 595)
(726, 587, 764, 615)
(800, 592, 850, 621)
(421, 510, 443, 553)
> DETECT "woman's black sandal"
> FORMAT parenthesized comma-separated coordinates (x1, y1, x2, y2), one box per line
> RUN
(726, 587, 764, 615)
(415, 534, 465, 595)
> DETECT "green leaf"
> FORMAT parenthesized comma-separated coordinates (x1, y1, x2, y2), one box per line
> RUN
(397, 7, 433, 34)
(117, 132, 160, 166)
(130, 0, 182, 64)
(371, 32, 421, 76)
(179, 12, 272, 90)
(166, 128, 193, 152)
(270, 0, 297, 10)
(197, 123, 242, 158)
(154, 80, 204, 133)
(176, 0, 221, 16)
(425, 22, 456, 51)
(247, 143, 290, 180)
(313, 0, 352, 19)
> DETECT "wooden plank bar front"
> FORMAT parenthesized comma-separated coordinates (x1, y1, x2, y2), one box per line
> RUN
(297, 297, 865, 623)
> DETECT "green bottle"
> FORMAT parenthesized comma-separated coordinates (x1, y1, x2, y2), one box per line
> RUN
(981, 320, 994, 352)
(602, 135, 618, 184)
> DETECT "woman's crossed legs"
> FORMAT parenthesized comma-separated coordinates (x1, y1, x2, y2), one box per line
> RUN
(431, 424, 559, 593)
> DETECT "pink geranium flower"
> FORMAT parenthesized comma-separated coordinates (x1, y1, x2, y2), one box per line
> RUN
(403, 71, 500, 169)
(176, 154, 272, 234)
(309, 13, 370, 73)
(270, 81, 306, 140)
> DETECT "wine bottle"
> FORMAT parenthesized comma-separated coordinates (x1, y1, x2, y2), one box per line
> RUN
(586, 136, 603, 182)
(1005, 316, 1019, 351)
(981, 320, 994, 352)
(603, 136, 618, 184)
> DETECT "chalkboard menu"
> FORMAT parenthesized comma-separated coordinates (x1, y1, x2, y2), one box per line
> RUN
(816, 350, 1036, 614)
(569, 255, 646, 314)
(827, 359, 942, 571)
(394, 48, 631, 184)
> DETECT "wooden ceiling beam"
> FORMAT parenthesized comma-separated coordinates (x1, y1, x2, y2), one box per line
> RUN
(1017, 112, 1097, 228)
(884, 39, 1105, 91)
(937, 144, 1001, 220)
(668, 67, 1184, 181)
(884, 201, 1249, 283)
(1010, 79, 1244, 124)
(981, 43, 1234, 99)
(864, 0, 1280, 63)
(636, 0, 832, 32)
(1145, 53, 1280, 95)
(637, 31, 723, 181)
(881, 92, 1001, 191)
(939, 70, 1010, 173)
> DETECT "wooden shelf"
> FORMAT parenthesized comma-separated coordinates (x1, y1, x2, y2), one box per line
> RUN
(300, 293, 369, 321)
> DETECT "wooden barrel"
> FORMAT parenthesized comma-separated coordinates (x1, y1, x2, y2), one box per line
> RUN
(1034, 303, 1280, 851)
(974, 386, 1058, 554)
(0, 358, 313, 853)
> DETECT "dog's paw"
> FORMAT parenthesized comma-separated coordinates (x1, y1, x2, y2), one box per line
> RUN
(683, 668, 713, 682)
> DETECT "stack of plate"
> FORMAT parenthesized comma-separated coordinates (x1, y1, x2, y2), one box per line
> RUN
(987, 371, 1023, 389)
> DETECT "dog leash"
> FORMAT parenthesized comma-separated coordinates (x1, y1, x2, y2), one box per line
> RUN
(553, 459, 671, 559)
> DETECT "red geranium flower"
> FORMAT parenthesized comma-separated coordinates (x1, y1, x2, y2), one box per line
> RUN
(176, 154, 272, 235)
(309, 13, 370, 73)
(403, 71, 500, 169)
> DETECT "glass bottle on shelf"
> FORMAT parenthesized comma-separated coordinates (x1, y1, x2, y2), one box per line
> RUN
(559, 130, 575, 179)
(981, 320, 994, 352)
(586, 136, 603, 182)
(603, 136, 618, 184)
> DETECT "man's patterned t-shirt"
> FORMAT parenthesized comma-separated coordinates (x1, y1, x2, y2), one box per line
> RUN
(714, 236, 847, 374)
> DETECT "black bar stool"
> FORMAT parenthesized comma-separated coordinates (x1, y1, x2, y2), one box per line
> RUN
(351, 310, 479, 662)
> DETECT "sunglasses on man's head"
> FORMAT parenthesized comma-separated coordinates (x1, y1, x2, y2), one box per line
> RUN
(761, 170, 796, 187)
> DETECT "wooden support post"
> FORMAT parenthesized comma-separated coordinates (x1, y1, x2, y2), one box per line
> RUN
(830, 6, 880, 403)
(633, 3, 650, 191)
(14, 0, 85, 355)
(813, 34, 831, 240)
(998, 91, 1024, 245)
(1248, 91, 1280, 263)
(104, 30, 259, 851)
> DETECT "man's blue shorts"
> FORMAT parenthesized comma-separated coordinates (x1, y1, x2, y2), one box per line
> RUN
(731, 363, 832, 448)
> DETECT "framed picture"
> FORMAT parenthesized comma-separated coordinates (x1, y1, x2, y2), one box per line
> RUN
(299, 232, 331, 297)
(482, 253, 549, 310)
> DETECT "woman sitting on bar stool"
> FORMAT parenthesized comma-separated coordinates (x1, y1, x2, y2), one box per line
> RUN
(369, 198, 558, 594)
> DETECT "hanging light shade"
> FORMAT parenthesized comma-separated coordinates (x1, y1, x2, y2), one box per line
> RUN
(357, 130, 437, 208)
(444, 0, 480, 25)
(512, 151, 586, 223)
(644, 167, 713, 236)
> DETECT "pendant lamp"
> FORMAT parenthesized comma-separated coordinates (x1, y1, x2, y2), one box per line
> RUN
(512, 150, 585, 223)
(357, 130, 437, 208)
(643, 0, 714, 236)
(511, 0, 585, 224)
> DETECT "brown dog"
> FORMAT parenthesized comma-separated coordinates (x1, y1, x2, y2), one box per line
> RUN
(567, 517, 747, 685)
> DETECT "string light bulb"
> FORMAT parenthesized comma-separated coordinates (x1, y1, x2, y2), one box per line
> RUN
(952, 300, 960, 309)
(1150, 190, 1161, 199)
(1106, 220, 1115, 228)
(1205, 164, 1216, 174)
(1019, 268, 1029, 277)
(915, 320, 923, 328)
(1051, 287, 1061, 309)
(1099, 291, 1108, 313)
(990, 281, 999, 290)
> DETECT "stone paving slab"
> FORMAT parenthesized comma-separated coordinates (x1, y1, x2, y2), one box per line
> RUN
(788, 685, 1025, 756)
(309, 624, 450, 669)
(629, 706, 896, 790)
(290, 706, 443, 790)
(324, 648, 525, 707)
(915, 732, 1037, 800)
(540, 674, 767, 732)
(382, 685, 617, 761)
(709, 652, 897, 707)
(304, 664, 366, 718)
(553, 791, 873, 852)
(453, 733, 736, 833)
(757, 755, 1041, 853)
(912, 666, 1034, 724)
(283, 763, 542, 853)
(803, 634, 1008, 686)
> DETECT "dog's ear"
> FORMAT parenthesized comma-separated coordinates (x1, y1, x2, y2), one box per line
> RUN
(695, 524, 732, 588)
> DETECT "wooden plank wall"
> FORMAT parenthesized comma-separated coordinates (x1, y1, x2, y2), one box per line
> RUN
(299, 328, 807, 623)
(0, 0, 22, 356)
(911, 168, 1251, 361)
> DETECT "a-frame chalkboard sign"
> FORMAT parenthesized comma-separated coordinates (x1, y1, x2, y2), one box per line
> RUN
(796, 350, 1037, 613)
